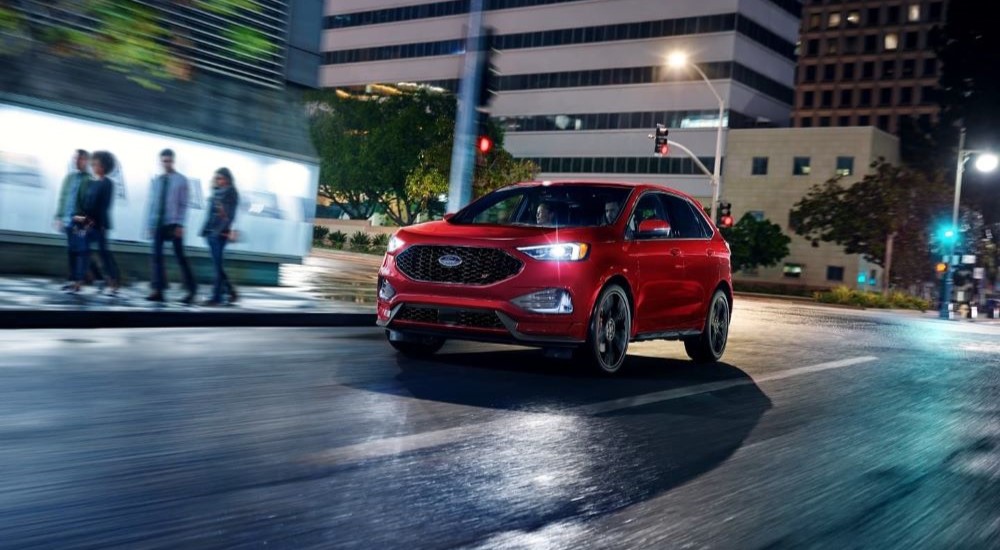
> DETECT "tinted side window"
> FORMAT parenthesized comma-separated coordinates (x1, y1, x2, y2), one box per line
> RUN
(684, 200, 714, 238)
(659, 194, 708, 238)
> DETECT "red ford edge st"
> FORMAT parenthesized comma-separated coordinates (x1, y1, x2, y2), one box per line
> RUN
(377, 181, 732, 374)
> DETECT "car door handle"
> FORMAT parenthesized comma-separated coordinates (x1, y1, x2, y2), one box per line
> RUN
(670, 248, 682, 257)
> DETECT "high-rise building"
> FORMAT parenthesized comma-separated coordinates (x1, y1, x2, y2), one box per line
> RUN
(792, 0, 949, 135)
(320, 0, 802, 202)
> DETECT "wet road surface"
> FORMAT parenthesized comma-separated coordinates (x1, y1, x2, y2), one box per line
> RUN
(2, 299, 999, 549)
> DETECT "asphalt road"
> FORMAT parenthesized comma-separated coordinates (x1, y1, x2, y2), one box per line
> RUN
(2, 299, 999, 549)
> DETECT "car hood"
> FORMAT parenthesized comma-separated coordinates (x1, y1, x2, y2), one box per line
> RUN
(396, 220, 605, 246)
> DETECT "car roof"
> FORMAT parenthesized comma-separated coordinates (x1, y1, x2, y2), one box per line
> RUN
(509, 180, 699, 202)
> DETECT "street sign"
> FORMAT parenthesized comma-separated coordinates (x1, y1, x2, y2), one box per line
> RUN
(974, 267, 985, 280)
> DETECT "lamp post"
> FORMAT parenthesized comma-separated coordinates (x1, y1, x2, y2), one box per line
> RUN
(668, 51, 725, 223)
(939, 127, 999, 319)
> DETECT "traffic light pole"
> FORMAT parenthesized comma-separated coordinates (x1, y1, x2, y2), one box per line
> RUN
(664, 140, 713, 180)
(446, 0, 485, 214)
(940, 127, 966, 319)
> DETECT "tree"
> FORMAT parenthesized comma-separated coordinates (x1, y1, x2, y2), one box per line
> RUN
(0, 1, 276, 88)
(789, 160, 951, 290)
(719, 214, 791, 274)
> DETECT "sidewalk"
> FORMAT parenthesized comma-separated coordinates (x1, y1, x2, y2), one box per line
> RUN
(0, 251, 380, 329)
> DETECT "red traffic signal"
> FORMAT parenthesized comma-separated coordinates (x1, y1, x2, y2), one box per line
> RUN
(658, 143, 669, 156)
(477, 135, 493, 154)
(720, 215, 734, 228)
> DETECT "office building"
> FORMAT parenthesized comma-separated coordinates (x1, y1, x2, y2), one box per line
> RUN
(320, 0, 802, 202)
(723, 126, 899, 288)
(792, 0, 949, 134)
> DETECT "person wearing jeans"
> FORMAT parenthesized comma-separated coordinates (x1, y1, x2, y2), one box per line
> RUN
(69, 151, 119, 294)
(146, 148, 196, 304)
(54, 149, 103, 288)
(200, 168, 239, 306)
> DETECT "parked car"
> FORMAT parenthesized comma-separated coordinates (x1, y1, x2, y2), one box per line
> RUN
(376, 181, 733, 374)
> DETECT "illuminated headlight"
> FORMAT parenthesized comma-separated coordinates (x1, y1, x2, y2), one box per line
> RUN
(378, 277, 396, 301)
(517, 243, 590, 261)
(387, 234, 405, 253)
(512, 288, 574, 314)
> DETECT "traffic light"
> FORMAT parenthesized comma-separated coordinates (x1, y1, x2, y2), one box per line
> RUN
(476, 28, 497, 108)
(653, 124, 669, 156)
(476, 111, 493, 157)
(477, 135, 493, 154)
(935, 262, 948, 274)
(718, 201, 734, 228)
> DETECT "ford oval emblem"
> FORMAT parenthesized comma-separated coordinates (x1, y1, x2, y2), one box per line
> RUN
(438, 254, 463, 268)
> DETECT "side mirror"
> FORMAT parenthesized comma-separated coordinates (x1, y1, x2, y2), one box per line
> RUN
(637, 219, 671, 238)
(443, 213, 456, 222)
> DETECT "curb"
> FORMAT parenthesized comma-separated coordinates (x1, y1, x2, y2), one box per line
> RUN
(0, 310, 377, 330)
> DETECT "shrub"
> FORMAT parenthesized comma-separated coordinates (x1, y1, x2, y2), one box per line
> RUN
(328, 230, 348, 249)
(349, 230, 371, 251)
(371, 233, 390, 252)
(813, 286, 928, 310)
(313, 225, 330, 244)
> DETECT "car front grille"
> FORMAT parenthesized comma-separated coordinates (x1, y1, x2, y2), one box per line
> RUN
(396, 305, 506, 330)
(395, 245, 523, 285)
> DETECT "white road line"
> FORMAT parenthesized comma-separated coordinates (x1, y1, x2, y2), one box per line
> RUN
(308, 356, 878, 466)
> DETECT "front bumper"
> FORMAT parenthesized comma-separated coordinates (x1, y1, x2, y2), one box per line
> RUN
(377, 252, 597, 346)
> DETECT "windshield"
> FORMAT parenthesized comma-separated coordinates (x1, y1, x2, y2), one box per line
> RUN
(452, 184, 633, 227)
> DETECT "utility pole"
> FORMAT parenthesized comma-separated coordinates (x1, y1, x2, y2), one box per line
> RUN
(446, 0, 485, 214)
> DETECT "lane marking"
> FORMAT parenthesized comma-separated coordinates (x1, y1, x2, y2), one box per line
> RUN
(308, 356, 878, 466)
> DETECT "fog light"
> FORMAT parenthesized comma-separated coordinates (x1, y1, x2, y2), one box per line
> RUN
(378, 278, 396, 301)
(512, 288, 573, 314)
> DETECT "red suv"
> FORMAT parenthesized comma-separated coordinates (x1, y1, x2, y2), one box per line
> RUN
(377, 181, 732, 374)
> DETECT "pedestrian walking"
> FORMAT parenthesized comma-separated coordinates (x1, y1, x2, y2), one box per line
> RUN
(54, 149, 103, 289)
(200, 167, 239, 306)
(146, 148, 197, 304)
(68, 151, 119, 294)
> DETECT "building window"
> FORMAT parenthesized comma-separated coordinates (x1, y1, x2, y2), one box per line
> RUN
(929, 2, 944, 21)
(882, 60, 896, 78)
(752, 157, 769, 175)
(801, 117, 814, 128)
(862, 61, 875, 80)
(884, 33, 899, 51)
(826, 38, 839, 54)
(900, 86, 914, 104)
(847, 11, 861, 26)
(902, 59, 916, 77)
(864, 35, 878, 53)
(922, 86, 937, 104)
(878, 115, 891, 130)
(838, 115, 852, 126)
(828, 12, 842, 28)
(842, 62, 856, 80)
(840, 89, 853, 107)
(859, 88, 873, 106)
(821, 90, 833, 107)
(783, 263, 804, 278)
(923, 58, 938, 77)
(827, 266, 845, 281)
(823, 64, 836, 81)
(880, 87, 893, 106)
(908, 4, 921, 22)
(859, 115, 871, 125)
(844, 36, 858, 54)
(836, 156, 854, 176)
(820, 116, 831, 127)
(887, 5, 901, 23)
(803, 90, 815, 107)
(905, 31, 920, 50)
(807, 39, 820, 56)
(805, 65, 817, 82)
(748, 210, 765, 221)
(793, 157, 812, 175)
(866, 7, 881, 26)
(809, 13, 822, 30)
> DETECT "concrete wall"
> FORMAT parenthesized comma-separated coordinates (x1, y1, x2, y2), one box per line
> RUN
(723, 126, 900, 289)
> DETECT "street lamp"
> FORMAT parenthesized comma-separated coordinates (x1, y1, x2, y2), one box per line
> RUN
(939, 127, 998, 319)
(667, 51, 725, 223)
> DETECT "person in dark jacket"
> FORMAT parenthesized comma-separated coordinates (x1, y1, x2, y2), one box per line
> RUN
(69, 150, 119, 294)
(54, 149, 103, 288)
(200, 167, 239, 306)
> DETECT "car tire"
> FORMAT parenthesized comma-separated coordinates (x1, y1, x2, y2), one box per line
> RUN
(684, 289, 730, 364)
(579, 284, 632, 374)
(387, 332, 446, 358)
